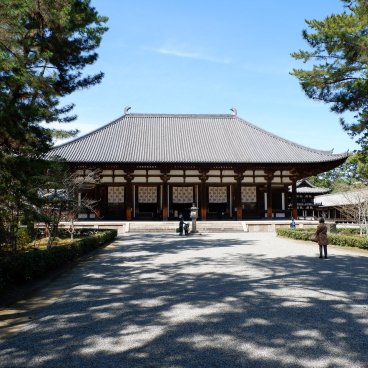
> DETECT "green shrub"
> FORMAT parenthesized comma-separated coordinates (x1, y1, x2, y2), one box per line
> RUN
(336, 228, 361, 235)
(0, 229, 117, 294)
(328, 233, 368, 249)
(16, 227, 33, 249)
(276, 228, 368, 250)
(276, 228, 312, 241)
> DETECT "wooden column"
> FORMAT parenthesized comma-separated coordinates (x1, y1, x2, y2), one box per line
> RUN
(291, 178, 298, 219)
(235, 173, 243, 220)
(94, 185, 101, 219)
(95, 185, 108, 219)
(266, 180, 273, 219)
(162, 183, 168, 221)
(160, 172, 169, 221)
(265, 171, 274, 220)
(199, 170, 208, 220)
(124, 173, 133, 221)
(283, 184, 289, 216)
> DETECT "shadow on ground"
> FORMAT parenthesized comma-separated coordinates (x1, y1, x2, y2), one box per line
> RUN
(0, 233, 367, 368)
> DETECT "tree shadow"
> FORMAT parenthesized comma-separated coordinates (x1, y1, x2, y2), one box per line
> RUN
(0, 233, 367, 367)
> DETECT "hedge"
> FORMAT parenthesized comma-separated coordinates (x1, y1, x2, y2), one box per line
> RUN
(336, 228, 361, 235)
(0, 229, 117, 294)
(276, 228, 368, 250)
(276, 228, 313, 242)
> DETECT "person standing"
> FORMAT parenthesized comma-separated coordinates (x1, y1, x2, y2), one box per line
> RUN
(290, 217, 296, 229)
(178, 215, 185, 236)
(316, 217, 328, 258)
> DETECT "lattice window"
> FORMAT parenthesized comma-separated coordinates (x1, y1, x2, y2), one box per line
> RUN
(209, 186, 227, 203)
(108, 186, 124, 203)
(242, 186, 257, 202)
(138, 186, 157, 203)
(172, 186, 193, 203)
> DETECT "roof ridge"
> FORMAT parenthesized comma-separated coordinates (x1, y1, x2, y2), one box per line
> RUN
(319, 188, 368, 196)
(125, 113, 235, 118)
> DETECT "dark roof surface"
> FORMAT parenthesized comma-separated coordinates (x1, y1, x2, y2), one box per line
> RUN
(48, 113, 349, 164)
(293, 179, 331, 194)
(295, 187, 331, 194)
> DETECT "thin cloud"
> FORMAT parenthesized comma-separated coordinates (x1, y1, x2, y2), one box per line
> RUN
(153, 47, 231, 64)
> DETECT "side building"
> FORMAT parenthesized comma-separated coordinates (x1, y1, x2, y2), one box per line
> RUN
(289, 179, 330, 220)
(314, 189, 368, 222)
(47, 112, 348, 221)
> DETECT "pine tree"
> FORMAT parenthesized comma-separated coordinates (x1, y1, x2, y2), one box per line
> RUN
(0, 0, 108, 250)
(291, 0, 368, 150)
(0, 0, 108, 155)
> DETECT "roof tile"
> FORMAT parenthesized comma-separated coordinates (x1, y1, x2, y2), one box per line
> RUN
(47, 113, 349, 164)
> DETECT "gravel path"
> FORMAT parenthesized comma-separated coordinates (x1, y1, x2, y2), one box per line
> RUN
(0, 232, 367, 368)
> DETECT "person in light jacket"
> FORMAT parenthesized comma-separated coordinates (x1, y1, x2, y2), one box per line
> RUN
(316, 217, 328, 258)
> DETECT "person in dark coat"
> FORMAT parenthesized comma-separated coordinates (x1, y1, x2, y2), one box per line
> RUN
(315, 217, 328, 258)
(179, 215, 185, 236)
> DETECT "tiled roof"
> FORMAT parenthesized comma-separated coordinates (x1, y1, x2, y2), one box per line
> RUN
(315, 189, 368, 207)
(288, 179, 331, 194)
(47, 113, 349, 164)
(295, 187, 331, 194)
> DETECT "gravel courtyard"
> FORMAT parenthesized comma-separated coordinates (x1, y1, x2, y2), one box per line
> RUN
(0, 232, 367, 368)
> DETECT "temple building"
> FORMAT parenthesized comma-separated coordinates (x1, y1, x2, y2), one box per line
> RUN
(48, 111, 348, 221)
(288, 179, 330, 219)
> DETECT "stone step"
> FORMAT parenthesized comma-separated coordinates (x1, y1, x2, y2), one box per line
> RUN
(52, 219, 318, 234)
(196, 221, 245, 233)
(128, 222, 177, 232)
(128, 221, 246, 233)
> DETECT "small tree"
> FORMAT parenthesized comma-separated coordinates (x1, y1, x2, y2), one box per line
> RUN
(61, 170, 100, 240)
(335, 189, 368, 235)
(40, 166, 100, 247)
(0, 157, 47, 251)
(40, 189, 65, 248)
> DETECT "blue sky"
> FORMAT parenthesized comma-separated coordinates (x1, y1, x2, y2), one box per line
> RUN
(58, 0, 359, 153)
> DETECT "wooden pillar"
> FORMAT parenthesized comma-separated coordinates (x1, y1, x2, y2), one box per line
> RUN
(162, 183, 168, 221)
(265, 171, 274, 220)
(160, 172, 169, 221)
(199, 170, 208, 220)
(124, 173, 133, 221)
(267, 180, 273, 219)
(94, 185, 101, 219)
(291, 178, 298, 219)
(235, 174, 243, 220)
(200, 181, 207, 220)
(283, 184, 289, 218)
